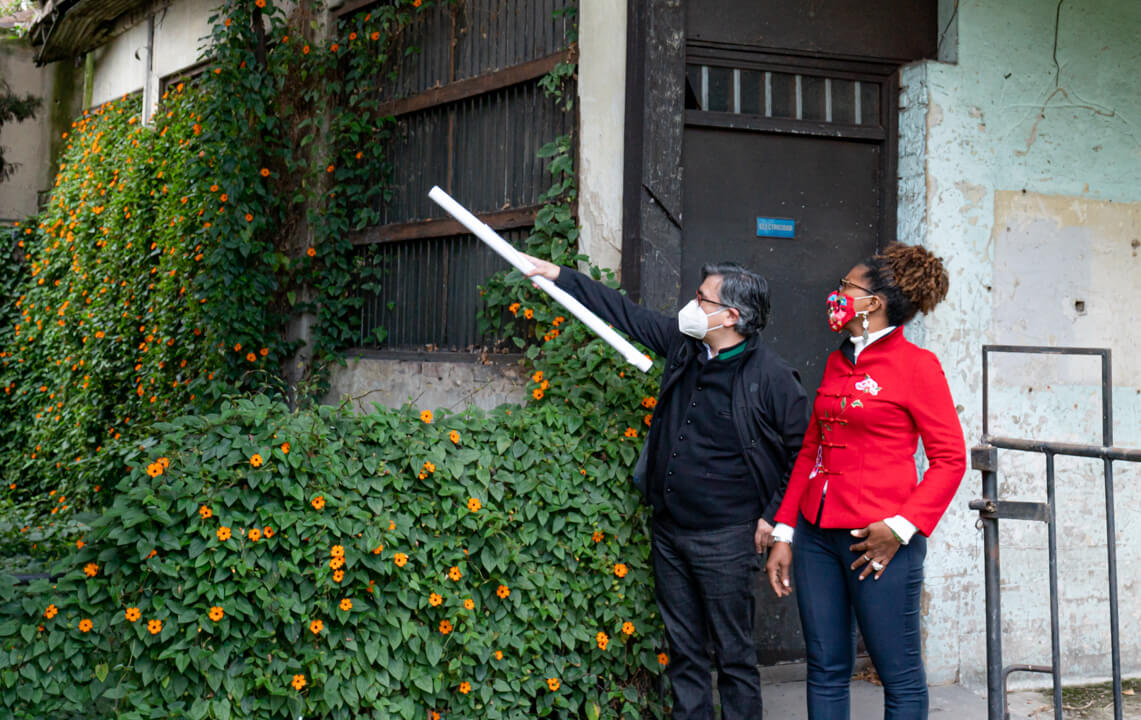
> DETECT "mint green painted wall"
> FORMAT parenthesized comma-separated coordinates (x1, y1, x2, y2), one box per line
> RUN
(907, 0, 1141, 689)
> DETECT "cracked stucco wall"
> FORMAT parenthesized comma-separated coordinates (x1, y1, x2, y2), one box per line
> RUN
(903, 0, 1141, 689)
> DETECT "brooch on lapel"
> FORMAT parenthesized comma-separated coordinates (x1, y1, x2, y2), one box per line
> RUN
(854, 375, 881, 396)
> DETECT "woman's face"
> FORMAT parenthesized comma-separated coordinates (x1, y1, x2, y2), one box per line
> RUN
(836, 264, 877, 333)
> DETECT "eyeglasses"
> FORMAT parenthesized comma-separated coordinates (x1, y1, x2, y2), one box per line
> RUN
(696, 290, 733, 309)
(839, 278, 873, 294)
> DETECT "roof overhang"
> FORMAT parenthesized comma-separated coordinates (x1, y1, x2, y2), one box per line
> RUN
(28, 0, 159, 65)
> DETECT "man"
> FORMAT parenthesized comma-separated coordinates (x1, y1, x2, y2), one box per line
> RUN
(522, 255, 809, 719)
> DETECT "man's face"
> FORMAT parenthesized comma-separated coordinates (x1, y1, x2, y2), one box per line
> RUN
(695, 275, 737, 332)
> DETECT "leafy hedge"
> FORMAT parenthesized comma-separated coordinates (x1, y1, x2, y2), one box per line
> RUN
(1, 388, 669, 719)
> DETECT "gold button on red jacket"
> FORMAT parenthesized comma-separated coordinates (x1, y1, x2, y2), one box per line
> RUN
(774, 328, 966, 536)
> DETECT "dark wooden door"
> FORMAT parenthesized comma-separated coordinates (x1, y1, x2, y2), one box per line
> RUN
(681, 129, 881, 394)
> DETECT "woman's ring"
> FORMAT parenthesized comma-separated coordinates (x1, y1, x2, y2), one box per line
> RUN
(870, 560, 885, 572)
(863, 553, 871, 562)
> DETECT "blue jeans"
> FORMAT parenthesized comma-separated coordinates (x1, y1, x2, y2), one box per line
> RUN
(792, 514, 928, 720)
(652, 518, 763, 720)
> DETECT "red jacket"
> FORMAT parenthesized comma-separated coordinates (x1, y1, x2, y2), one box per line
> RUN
(774, 328, 966, 536)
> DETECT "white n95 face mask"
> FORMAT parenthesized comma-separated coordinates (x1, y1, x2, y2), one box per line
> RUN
(677, 299, 728, 340)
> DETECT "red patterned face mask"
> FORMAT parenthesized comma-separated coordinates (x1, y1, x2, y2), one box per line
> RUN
(826, 291, 872, 332)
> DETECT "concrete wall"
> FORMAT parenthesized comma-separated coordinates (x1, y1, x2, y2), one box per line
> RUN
(0, 37, 79, 221)
(903, 0, 1141, 688)
(576, 0, 626, 277)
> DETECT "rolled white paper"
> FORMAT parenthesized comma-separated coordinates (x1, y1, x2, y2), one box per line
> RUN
(428, 185, 653, 373)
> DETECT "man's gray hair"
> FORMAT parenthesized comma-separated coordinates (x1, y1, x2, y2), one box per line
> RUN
(701, 262, 771, 336)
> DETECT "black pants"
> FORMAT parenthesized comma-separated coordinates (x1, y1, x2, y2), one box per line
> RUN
(652, 517, 762, 720)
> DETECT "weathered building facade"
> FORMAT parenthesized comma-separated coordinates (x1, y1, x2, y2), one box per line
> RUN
(2, 0, 1138, 692)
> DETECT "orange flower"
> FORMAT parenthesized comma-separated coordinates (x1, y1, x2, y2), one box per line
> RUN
(250, 453, 263, 467)
(420, 409, 433, 423)
(532, 371, 543, 383)
(260, 168, 270, 177)
(302, 45, 310, 55)
(248, 528, 262, 542)
(596, 631, 609, 650)
(438, 619, 453, 634)
(329, 556, 344, 570)
(83, 562, 98, 577)
(641, 396, 657, 409)
(264, 526, 274, 538)
(622, 621, 635, 635)
(217, 527, 232, 541)
(331, 544, 345, 558)
(394, 553, 408, 567)
(199, 505, 213, 519)
(309, 619, 324, 634)
(546, 677, 560, 691)
(614, 563, 628, 578)
(463, 598, 474, 610)
(658, 652, 669, 666)
(429, 592, 443, 607)
(449, 430, 460, 444)
(349, 32, 357, 41)
(448, 566, 462, 581)
(414, 0, 423, 6)
(370, 31, 380, 40)
(254, 0, 266, 7)
(125, 607, 141, 622)
(339, 598, 352, 611)
(306, 247, 316, 257)
(592, 530, 604, 543)
(458, 681, 471, 694)
(147, 619, 162, 635)
(494, 650, 503, 660)
(523, 308, 534, 319)
(291, 673, 306, 690)
(146, 462, 163, 477)
(44, 604, 58, 619)
(326, 164, 335, 173)
(78, 618, 93, 633)
(644, 413, 653, 426)
(244, 214, 254, 223)
(311, 496, 325, 510)
(330, 43, 339, 52)
(208, 606, 224, 622)
(389, 521, 396, 530)
(332, 570, 344, 582)
(281, 442, 290, 454)
(259, 347, 269, 356)
(508, 302, 520, 316)
(466, 497, 481, 512)
(372, 545, 383, 555)
(532, 388, 544, 400)
(220, 193, 228, 203)
(496, 584, 510, 599)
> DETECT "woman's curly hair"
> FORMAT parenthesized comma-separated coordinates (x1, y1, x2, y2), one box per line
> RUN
(863, 243, 950, 326)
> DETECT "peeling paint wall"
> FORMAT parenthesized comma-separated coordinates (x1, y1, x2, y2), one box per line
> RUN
(903, 0, 1141, 688)
(576, 0, 625, 277)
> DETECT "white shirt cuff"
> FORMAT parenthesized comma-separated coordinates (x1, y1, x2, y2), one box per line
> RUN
(883, 515, 917, 545)
(772, 522, 795, 544)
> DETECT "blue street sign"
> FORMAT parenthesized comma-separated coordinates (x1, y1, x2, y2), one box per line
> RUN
(756, 217, 795, 239)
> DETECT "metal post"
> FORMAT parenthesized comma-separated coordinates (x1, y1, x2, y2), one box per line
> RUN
(974, 446, 1003, 720)
(1045, 452, 1062, 720)
(1101, 351, 1123, 720)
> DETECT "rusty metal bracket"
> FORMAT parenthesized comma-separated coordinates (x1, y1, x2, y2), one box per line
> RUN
(969, 499, 1050, 523)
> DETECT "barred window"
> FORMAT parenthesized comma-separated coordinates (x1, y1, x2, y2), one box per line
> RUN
(342, 0, 576, 353)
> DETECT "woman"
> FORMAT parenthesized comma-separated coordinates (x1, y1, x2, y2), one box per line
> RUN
(766, 243, 966, 719)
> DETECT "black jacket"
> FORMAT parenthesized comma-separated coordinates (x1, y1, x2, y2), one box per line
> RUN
(554, 267, 809, 524)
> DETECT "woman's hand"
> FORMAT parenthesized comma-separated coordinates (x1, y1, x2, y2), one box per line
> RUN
(766, 542, 793, 597)
(518, 252, 560, 282)
(849, 521, 901, 580)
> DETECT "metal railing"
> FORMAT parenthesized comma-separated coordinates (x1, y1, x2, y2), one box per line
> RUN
(971, 345, 1141, 720)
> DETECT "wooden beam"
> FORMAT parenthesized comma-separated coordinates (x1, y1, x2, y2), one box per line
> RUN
(349, 205, 552, 246)
(377, 50, 571, 118)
